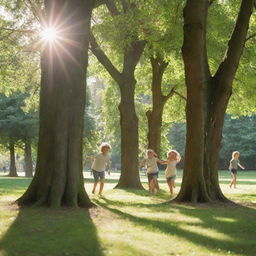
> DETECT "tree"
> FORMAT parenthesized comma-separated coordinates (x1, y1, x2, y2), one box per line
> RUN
(176, 0, 255, 202)
(17, 0, 94, 208)
(140, 0, 185, 157)
(19, 110, 38, 177)
(90, 1, 145, 188)
(146, 56, 186, 157)
(0, 92, 27, 177)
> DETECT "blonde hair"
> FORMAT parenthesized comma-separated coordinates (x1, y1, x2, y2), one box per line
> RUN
(167, 150, 181, 162)
(100, 142, 111, 152)
(146, 149, 157, 157)
(232, 151, 240, 159)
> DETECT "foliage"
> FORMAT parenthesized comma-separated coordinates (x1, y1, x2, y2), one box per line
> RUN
(169, 115, 256, 169)
(207, 0, 256, 115)
(0, 92, 38, 150)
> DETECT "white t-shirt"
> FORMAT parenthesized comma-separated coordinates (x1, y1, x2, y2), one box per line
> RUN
(165, 160, 177, 178)
(145, 157, 159, 174)
(91, 153, 110, 172)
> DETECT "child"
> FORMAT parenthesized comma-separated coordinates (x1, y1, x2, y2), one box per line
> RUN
(140, 149, 165, 194)
(229, 151, 245, 188)
(163, 150, 181, 196)
(85, 142, 111, 196)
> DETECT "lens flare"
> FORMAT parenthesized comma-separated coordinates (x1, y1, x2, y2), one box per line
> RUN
(40, 28, 58, 42)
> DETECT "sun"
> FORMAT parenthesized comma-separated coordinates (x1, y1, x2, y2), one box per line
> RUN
(40, 27, 58, 42)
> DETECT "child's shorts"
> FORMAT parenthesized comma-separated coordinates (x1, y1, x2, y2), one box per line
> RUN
(92, 169, 105, 182)
(166, 175, 176, 182)
(230, 168, 237, 174)
(147, 172, 158, 182)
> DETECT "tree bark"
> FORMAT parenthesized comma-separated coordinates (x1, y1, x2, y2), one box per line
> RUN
(115, 40, 145, 189)
(17, 0, 94, 208)
(203, 0, 254, 201)
(24, 139, 33, 177)
(90, 28, 145, 189)
(176, 0, 254, 203)
(9, 141, 18, 177)
(146, 56, 169, 157)
(116, 78, 142, 188)
(175, 0, 211, 203)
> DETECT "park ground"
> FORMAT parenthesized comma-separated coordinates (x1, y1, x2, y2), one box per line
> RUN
(0, 171, 256, 256)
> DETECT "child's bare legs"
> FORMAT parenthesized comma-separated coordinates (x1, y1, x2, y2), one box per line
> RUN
(155, 180, 159, 191)
(99, 179, 105, 196)
(230, 173, 237, 188)
(167, 180, 174, 195)
(155, 179, 159, 193)
(92, 181, 98, 194)
(151, 177, 159, 194)
(149, 178, 155, 194)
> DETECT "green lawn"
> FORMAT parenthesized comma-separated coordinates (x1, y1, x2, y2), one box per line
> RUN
(0, 170, 255, 256)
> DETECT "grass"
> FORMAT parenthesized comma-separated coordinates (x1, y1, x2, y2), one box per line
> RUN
(0, 170, 256, 256)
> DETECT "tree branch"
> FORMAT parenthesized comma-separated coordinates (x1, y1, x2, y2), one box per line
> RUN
(163, 87, 187, 102)
(246, 32, 256, 42)
(89, 32, 122, 84)
(173, 90, 187, 101)
(120, 0, 129, 12)
(215, 0, 254, 81)
(0, 27, 35, 34)
(105, 0, 120, 16)
(94, 0, 106, 8)
(123, 40, 146, 76)
(25, 0, 44, 24)
(163, 87, 175, 102)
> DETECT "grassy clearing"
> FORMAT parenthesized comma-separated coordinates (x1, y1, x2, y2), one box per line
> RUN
(0, 170, 255, 256)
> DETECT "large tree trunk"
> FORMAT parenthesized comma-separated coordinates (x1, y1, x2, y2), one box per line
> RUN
(203, 77, 231, 201)
(115, 41, 145, 189)
(17, 0, 94, 208)
(116, 79, 142, 188)
(203, 0, 254, 201)
(89, 4, 145, 189)
(24, 139, 33, 178)
(175, 0, 211, 202)
(146, 57, 168, 157)
(176, 0, 254, 203)
(9, 141, 18, 177)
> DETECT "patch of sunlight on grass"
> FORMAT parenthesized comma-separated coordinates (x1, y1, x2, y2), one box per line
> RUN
(179, 224, 233, 242)
(213, 217, 237, 223)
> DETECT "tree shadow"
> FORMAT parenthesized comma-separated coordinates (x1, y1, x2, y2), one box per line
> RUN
(96, 198, 256, 256)
(0, 206, 104, 256)
(94, 196, 171, 210)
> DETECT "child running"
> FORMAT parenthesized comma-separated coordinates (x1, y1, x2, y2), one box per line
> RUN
(163, 150, 181, 196)
(229, 151, 245, 189)
(140, 149, 165, 194)
(85, 142, 111, 196)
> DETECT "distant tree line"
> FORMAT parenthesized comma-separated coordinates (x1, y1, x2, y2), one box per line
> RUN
(169, 115, 256, 170)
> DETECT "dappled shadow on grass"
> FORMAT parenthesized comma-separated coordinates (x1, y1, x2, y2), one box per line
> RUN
(96, 198, 256, 256)
(96, 189, 173, 208)
(110, 185, 173, 198)
(0, 206, 104, 256)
